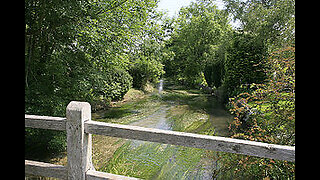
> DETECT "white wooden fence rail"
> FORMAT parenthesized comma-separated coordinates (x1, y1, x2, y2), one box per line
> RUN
(25, 101, 295, 179)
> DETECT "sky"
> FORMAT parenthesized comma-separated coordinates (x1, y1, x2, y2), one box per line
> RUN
(156, 0, 226, 18)
(156, 0, 240, 28)
(156, 0, 194, 18)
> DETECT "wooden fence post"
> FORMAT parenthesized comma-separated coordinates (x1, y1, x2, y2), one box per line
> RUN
(66, 101, 94, 180)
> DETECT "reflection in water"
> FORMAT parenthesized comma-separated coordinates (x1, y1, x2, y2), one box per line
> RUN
(129, 105, 172, 147)
(207, 96, 233, 137)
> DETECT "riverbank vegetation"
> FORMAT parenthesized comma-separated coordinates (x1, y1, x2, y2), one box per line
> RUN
(25, 0, 295, 179)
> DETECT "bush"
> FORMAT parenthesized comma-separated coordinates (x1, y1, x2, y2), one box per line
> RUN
(129, 56, 164, 89)
(25, 128, 66, 160)
(218, 46, 295, 179)
(25, 65, 133, 160)
(90, 67, 133, 101)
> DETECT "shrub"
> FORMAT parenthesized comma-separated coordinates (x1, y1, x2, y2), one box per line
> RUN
(90, 67, 133, 102)
(217, 46, 295, 179)
(129, 56, 164, 89)
(25, 128, 66, 160)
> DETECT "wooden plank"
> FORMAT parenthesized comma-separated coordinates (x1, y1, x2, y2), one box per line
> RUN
(85, 121, 295, 162)
(86, 170, 140, 180)
(25, 160, 67, 179)
(66, 101, 94, 180)
(25, 114, 66, 131)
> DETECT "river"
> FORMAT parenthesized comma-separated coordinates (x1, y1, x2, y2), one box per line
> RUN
(93, 80, 233, 179)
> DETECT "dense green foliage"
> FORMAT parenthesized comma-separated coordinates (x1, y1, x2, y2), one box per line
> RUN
(25, 0, 164, 116)
(164, 0, 231, 87)
(223, 0, 295, 50)
(129, 38, 165, 89)
(224, 31, 267, 98)
(90, 68, 133, 102)
(164, 0, 294, 99)
(25, 0, 165, 156)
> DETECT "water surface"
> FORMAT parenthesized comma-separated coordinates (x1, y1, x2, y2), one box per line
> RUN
(100, 81, 233, 179)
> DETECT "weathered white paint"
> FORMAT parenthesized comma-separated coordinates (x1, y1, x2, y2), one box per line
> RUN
(66, 101, 94, 180)
(25, 160, 67, 179)
(25, 114, 66, 131)
(86, 170, 140, 180)
(85, 121, 295, 162)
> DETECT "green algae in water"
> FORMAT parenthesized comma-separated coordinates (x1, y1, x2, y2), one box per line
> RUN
(101, 141, 176, 179)
(96, 84, 232, 179)
(101, 140, 211, 180)
(154, 146, 209, 180)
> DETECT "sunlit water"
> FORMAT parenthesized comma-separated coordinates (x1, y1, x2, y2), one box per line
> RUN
(105, 80, 233, 179)
(158, 79, 164, 94)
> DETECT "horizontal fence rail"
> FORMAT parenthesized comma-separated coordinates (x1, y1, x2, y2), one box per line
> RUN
(85, 121, 295, 162)
(25, 101, 295, 179)
(25, 160, 138, 180)
(25, 160, 67, 179)
(25, 114, 66, 131)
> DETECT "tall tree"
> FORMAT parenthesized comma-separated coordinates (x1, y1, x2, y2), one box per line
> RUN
(166, 0, 231, 86)
(25, 0, 162, 115)
(25, 0, 165, 158)
(223, 0, 295, 50)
